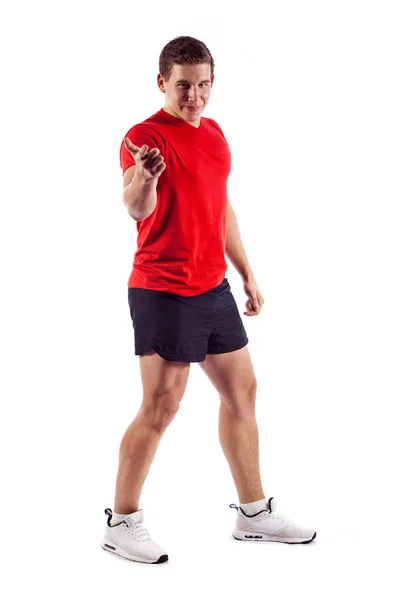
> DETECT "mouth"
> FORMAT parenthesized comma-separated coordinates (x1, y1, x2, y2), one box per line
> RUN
(183, 105, 202, 111)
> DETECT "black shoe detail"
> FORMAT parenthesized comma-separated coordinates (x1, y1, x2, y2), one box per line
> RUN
(104, 507, 126, 528)
(229, 503, 270, 517)
(245, 535, 263, 539)
(104, 507, 114, 527)
(101, 545, 169, 563)
(270, 531, 317, 544)
(233, 531, 317, 544)
(154, 554, 169, 563)
(301, 531, 317, 544)
(230, 498, 274, 518)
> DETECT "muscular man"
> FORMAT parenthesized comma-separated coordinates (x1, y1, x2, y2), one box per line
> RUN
(101, 35, 316, 564)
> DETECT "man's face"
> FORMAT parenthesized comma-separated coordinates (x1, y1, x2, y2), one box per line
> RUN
(157, 63, 214, 126)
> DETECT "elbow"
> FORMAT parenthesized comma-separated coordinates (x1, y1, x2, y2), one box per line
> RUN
(129, 207, 154, 222)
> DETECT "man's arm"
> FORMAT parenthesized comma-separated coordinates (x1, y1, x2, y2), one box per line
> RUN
(225, 197, 254, 281)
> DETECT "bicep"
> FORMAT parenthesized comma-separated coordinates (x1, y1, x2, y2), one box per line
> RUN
(123, 165, 136, 190)
(121, 165, 137, 208)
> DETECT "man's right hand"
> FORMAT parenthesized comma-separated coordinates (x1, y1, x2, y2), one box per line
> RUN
(124, 138, 166, 182)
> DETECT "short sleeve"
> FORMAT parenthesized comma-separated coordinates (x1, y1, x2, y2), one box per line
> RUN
(120, 123, 165, 175)
(208, 118, 228, 143)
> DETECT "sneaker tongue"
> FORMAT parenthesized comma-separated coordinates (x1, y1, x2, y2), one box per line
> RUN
(124, 509, 145, 526)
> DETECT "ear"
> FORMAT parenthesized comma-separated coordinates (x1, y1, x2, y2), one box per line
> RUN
(157, 73, 165, 92)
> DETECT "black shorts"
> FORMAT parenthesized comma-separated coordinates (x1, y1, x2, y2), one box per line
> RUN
(127, 277, 249, 363)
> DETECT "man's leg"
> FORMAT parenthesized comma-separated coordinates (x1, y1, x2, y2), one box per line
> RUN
(113, 350, 191, 514)
(198, 345, 265, 503)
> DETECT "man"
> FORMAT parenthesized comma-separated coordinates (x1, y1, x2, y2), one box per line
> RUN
(101, 36, 316, 564)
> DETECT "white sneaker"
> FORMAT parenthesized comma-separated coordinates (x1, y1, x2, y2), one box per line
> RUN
(100, 508, 169, 563)
(230, 497, 317, 544)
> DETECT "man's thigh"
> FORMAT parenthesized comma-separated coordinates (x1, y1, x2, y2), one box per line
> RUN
(198, 345, 257, 403)
(139, 350, 191, 400)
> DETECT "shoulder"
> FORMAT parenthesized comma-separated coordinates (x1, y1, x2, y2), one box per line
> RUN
(203, 117, 227, 141)
(119, 114, 166, 173)
(121, 118, 166, 154)
(124, 120, 164, 142)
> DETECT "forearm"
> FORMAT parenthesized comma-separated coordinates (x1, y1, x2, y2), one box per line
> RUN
(123, 171, 158, 221)
(225, 202, 254, 281)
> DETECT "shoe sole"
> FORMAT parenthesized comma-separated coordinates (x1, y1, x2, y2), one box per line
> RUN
(100, 539, 168, 564)
(232, 529, 317, 544)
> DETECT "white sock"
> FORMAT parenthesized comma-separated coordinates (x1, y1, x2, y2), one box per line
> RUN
(110, 511, 131, 526)
(239, 497, 267, 515)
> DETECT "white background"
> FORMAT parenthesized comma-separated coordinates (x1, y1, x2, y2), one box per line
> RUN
(1, 0, 399, 597)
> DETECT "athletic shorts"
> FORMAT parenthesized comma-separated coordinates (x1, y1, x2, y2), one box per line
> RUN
(127, 277, 249, 362)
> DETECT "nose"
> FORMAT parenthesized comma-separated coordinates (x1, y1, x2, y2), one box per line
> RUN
(187, 86, 201, 103)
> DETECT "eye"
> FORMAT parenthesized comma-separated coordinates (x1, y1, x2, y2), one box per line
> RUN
(177, 83, 208, 88)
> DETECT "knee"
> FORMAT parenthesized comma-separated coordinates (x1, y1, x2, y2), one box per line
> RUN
(221, 378, 258, 417)
(142, 390, 182, 431)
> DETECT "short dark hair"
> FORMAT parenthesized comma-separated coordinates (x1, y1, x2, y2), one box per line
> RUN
(159, 36, 215, 82)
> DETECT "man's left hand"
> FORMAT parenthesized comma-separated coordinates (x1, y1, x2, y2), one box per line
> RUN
(243, 277, 265, 317)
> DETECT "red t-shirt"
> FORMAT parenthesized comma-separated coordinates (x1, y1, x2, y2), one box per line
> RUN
(120, 108, 230, 296)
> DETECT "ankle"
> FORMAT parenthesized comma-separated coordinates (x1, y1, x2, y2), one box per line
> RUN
(114, 506, 139, 515)
(239, 497, 267, 514)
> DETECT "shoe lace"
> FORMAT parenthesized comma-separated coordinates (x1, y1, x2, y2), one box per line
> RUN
(230, 500, 291, 525)
(125, 522, 151, 542)
(265, 509, 290, 524)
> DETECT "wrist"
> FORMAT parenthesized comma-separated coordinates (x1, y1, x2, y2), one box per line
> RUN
(242, 271, 255, 283)
(131, 170, 158, 188)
